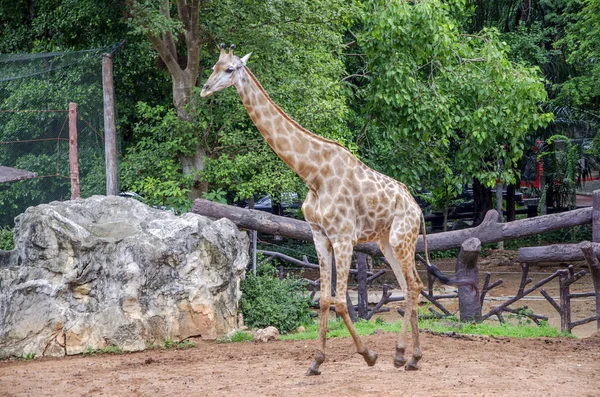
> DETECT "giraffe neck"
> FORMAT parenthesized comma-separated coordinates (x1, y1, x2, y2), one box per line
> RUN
(235, 66, 349, 191)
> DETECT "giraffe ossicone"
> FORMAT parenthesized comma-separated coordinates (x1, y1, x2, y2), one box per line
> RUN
(202, 45, 437, 375)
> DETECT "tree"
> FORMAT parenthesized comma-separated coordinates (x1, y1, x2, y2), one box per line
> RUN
(353, 0, 552, 224)
(126, 0, 209, 197)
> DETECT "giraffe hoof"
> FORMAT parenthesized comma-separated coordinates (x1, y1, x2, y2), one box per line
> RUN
(394, 346, 407, 368)
(361, 350, 378, 367)
(405, 359, 420, 371)
(393, 356, 407, 368)
(306, 367, 321, 376)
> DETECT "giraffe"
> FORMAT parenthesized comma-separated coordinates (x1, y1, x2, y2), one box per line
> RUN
(201, 44, 432, 375)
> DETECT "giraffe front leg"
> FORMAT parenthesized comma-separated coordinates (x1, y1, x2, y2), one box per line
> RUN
(306, 230, 332, 376)
(306, 294, 329, 376)
(404, 308, 422, 371)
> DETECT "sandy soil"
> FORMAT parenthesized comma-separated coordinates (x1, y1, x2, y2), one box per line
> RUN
(1, 252, 599, 397)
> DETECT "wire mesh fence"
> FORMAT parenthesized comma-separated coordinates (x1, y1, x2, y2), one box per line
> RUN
(0, 48, 112, 227)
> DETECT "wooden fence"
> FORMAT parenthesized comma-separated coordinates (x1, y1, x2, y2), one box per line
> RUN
(192, 192, 600, 333)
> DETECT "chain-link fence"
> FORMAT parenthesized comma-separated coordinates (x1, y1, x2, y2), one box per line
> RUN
(0, 48, 112, 227)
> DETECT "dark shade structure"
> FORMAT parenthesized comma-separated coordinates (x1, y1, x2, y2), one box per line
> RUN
(0, 166, 37, 183)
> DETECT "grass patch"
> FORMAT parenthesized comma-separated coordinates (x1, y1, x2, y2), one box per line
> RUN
(279, 317, 571, 341)
(217, 330, 255, 344)
(163, 339, 196, 349)
(419, 318, 572, 338)
(145, 339, 197, 350)
(83, 345, 122, 356)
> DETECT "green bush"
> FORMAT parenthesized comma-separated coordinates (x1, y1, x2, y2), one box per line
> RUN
(240, 260, 312, 334)
(0, 226, 14, 251)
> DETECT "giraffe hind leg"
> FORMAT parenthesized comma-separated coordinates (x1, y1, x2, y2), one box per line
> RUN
(381, 233, 424, 370)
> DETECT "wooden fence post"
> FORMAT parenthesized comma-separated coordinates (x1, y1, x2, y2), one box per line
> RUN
(593, 191, 600, 244)
(102, 53, 118, 195)
(579, 243, 600, 330)
(593, 191, 600, 329)
(456, 237, 482, 322)
(68, 102, 80, 200)
(356, 252, 369, 320)
(559, 271, 571, 332)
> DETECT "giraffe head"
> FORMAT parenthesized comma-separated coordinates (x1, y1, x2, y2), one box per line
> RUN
(200, 43, 251, 98)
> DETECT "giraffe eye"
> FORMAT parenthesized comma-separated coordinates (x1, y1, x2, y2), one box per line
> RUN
(225, 67, 235, 73)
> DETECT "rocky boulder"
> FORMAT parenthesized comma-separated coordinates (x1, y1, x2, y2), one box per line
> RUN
(0, 195, 248, 358)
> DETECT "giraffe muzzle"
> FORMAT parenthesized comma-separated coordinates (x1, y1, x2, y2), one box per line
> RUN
(200, 85, 213, 98)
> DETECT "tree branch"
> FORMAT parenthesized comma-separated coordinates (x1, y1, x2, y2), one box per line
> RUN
(161, 0, 178, 62)
(145, 32, 183, 81)
(184, 0, 201, 83)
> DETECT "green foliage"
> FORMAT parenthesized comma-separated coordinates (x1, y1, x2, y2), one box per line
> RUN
(539, 135, 580, 209)
(429, 249, 458, 260)
(202, 189, 228, 204)
(0, 226, 15, 251)
(559, 0, 600, 107)
(355, 0, 552, 197)
(239, 259, 312, 334)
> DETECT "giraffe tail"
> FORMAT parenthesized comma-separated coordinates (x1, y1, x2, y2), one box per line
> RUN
(419, 212, 479, 293)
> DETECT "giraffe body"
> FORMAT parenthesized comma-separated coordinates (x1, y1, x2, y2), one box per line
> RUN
(202, 45, 425, 375)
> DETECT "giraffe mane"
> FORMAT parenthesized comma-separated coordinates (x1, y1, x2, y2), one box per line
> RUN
(243, 65, 352, 152)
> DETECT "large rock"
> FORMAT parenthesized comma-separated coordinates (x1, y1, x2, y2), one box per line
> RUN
(0, 196, 248, 358)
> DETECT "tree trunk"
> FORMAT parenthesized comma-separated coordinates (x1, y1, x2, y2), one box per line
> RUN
(173, 78, 207, 199)
(473, 179, 492, 226)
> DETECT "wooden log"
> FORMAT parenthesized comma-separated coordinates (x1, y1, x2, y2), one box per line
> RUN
(192, 199, 593, 255)
(418, 207, 593, 253)
(518, 241, 600, 263)
(193, 198, 382, 256)
(456, 237, 482, 322)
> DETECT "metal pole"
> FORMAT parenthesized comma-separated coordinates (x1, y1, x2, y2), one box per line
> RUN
(253, 230, 257, 275)
(102, 53, 118, 195)
(68, 102, 80, 200)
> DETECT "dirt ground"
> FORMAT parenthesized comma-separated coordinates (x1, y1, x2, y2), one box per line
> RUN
(1, 251, 600, 397)
(1, 332, 599, 397)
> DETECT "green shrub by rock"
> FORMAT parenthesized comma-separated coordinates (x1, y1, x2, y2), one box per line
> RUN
(240, 261, 312, 334)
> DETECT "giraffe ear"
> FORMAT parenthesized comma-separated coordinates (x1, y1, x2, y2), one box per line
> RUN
(240, 53, 252, 65)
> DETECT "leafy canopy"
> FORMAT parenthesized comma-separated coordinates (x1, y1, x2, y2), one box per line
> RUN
(356, 0, 552, 196)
